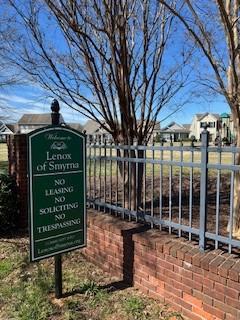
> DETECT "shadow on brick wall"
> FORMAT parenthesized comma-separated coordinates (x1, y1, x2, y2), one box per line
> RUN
(121, 225, 151, 285)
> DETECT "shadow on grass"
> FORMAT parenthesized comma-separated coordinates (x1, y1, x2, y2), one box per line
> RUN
(62, 280, 131, 298)
(0, 228, 28, 240)
(63, 224, 150, 299)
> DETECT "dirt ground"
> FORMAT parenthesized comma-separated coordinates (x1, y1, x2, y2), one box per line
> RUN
(88, 170, 239, 253)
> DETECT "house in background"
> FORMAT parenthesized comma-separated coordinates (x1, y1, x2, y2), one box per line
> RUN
(220, 113, 235, 143)
(148, 121, 160, 141)
(17, 113, 83, 133)
(83, 119, 111, 142)
(160, 122, 190, 142)
(83, 119, 161, 143)
(17, 113, 65, 133)
(0, 113, 83, 137)
(1, 112, 234, 144)
(0, 121, 15, 141)
(189, 113, 220, 142)
(65, 123, 83, 132)
(189, 112, 234, 143)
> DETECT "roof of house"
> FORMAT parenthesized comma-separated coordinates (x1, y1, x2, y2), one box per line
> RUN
(83, 119, 160, 135)
(83, 119, 108, 135)
(0, 121, 16, 135)
(195, 113, 220, 121)
(182, 124, 191, 130)
(68, 123, 83, 132)
(161, 122, 190, 133)
(16, 114, 84, 132)
(18, 113, 65, 125)
(18, 113, 53, 125)
(136, 120, 160, 130)
(220, 112, 230, 118)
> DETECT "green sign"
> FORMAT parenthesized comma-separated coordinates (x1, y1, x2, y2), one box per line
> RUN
(28, 126, 86, 261)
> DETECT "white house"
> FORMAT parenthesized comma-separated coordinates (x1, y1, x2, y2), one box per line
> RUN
(0, 121, 15, 141)
(160, 122, 190, 142)
(17, 113, 65, 133)
(83, 119, 111, 142)
(17, 113, 83, 133)
(0, 114, 83, 138)
(189, 113, 220, 142)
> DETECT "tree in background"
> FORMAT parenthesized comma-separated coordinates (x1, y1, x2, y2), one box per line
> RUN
(0, 4, 22, 120)
(4, 0, 192, 209)
(5, 0, 191, 145)
(159, 0, 240, 236)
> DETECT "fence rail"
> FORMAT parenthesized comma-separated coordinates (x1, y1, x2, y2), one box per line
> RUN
(87, 129, 240, 254)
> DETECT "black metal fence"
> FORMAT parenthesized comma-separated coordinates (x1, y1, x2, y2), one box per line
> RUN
(87, 129, 240, 254)
(1, 130, 240, 253)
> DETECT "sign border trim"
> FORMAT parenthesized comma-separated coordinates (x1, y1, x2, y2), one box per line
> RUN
(28, 125, 87, 261)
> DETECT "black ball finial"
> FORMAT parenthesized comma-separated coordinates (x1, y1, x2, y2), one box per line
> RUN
(51, 99, 60, 125)
(51, 99, 60, 113)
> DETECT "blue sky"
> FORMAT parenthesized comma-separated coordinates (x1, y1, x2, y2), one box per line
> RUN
(0, 1, 231, 127)
(0, 85, 87, 124)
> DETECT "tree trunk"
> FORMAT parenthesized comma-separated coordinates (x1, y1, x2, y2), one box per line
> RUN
(116, 146, 145, 215)
(128, 149, 145, 214)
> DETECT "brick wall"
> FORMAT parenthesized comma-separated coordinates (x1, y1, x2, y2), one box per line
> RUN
(7, 134, 28, 228)
(84, 210, 240, 320)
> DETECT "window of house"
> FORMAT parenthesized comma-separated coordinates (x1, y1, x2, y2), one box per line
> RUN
(208, 122, 215, 128)
(200, 121, 215, 128)
(200, 122, 207, 128)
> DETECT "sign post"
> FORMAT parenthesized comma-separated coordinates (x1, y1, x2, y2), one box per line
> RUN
(52, 99, 62, 299)
(55, 254, 62, 298)
(28, 99, 86, 298)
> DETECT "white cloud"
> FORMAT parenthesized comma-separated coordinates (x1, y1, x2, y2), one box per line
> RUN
(0, 92, 87, 124)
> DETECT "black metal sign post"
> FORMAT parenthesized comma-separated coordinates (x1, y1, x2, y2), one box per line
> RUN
(55, 254, 62, 298)
(51, 99, 63, 299)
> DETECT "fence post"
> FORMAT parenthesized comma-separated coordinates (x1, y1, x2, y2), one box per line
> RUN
(199, 127, 209, 251)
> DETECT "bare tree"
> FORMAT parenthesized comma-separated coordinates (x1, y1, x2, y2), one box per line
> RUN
(159, 0, 240, 236)
(6, 0, 191, 144)
(0, 2, 23, 120)
(0, 1, 24, 86)
(5, 0, 191, 209)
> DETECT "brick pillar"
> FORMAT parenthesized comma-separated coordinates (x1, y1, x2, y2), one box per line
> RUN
(7, 134, 28, 228)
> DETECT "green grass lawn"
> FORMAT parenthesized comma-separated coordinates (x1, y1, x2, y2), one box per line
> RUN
(0, 237, 183, 320)
(0, 141, 235, 178)
(87, 144, 234, 164)
(0, 143, 8, 174)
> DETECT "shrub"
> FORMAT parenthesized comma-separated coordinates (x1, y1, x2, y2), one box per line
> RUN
(222, 137, 231, 146)
(177, 138, 191, 142)
(154, 136, 167, 143)
(0, 174, 18, 231)
(153, 134, 161, 143)
(222, 137, 229, 142)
